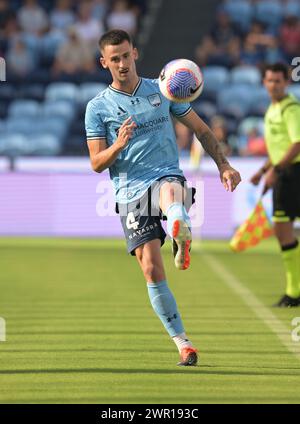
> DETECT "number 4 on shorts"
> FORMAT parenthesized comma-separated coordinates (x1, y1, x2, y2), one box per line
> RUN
(126, 212, 139, 230)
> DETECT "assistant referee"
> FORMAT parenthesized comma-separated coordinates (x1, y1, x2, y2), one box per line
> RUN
(251, 63, 300, 307)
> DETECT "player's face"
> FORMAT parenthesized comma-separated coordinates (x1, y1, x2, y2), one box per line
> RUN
(100, 41, 138, 84)
(263, 71, 289, 100)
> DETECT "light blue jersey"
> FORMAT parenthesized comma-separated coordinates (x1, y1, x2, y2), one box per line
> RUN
(85, 78, 191, 204)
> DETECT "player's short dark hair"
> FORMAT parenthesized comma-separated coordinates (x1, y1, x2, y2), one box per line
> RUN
(263, 63, 290, 80)
(99, 30, 133, 54)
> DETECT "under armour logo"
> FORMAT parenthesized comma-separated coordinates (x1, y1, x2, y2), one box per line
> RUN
(131, 98, 140, 106)
(167, 314, 178, 323)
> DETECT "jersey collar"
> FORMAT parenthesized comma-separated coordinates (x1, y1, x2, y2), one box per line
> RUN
(109, 78, 142, 97)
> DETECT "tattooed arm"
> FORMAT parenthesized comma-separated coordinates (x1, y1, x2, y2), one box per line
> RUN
(178, 109, 241, 192)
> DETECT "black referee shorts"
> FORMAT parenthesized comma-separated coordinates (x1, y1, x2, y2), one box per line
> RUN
(116, 175, 196, 255)
(273, 163, 300, 223)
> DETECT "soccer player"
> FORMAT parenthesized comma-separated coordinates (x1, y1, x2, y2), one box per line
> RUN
(85, 30, 241, 365)
(251, 63, 300, 307)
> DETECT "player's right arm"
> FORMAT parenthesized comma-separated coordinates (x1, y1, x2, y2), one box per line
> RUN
(87, 117, 137, 173)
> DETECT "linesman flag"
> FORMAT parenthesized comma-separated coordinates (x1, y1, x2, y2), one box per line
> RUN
(230, 200, 273, 252)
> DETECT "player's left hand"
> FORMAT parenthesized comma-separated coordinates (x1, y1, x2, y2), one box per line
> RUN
(264, 167, 277, 190)
(219, 165, 241, 192)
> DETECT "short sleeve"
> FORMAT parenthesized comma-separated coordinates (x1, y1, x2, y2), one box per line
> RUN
(283, 104, 300, 143)
(170, 101, 192, 118)
(85, 101, 106, 140)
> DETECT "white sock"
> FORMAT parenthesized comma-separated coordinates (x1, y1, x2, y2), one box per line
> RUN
(172, 332, 193, 352)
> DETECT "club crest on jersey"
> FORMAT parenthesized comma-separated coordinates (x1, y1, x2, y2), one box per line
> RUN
(148, 94, 162, 108)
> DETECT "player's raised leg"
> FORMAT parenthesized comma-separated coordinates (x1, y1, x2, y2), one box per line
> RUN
(135, 239, 198, 366)
(160, 181, 192, 270)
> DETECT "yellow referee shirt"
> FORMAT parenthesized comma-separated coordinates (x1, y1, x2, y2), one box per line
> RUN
(264, 94, 300, 165)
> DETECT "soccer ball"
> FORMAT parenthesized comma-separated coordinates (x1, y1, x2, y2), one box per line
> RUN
(158, 59, 204, 103)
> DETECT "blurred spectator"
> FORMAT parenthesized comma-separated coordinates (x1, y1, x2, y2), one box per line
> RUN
(240, 34, 264, 66)
(195, 10, 242, 68)
(210, 116, 233, 156)
(0, 0, 15, 55)
(40, 23, 67, 67)
(52, 26, 96, 77)
(175, 121, 193, 152)
(106, 0, 137, 36)
(6, 36, 35, 78)
(74, 1, 104, 46)
(92, 0, 108, 20)
(17, 0, 48, 36)
(238, 127, 267, 157)
(210, 9, 240, 48)
(280, 16, 300, 61)
(50, 0, 75, 32)
(0, 0, 14, 32)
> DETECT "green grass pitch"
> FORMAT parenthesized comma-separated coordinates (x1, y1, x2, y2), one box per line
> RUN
(0, 237, 300, 404)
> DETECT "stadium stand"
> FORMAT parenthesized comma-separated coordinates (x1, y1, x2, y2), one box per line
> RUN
(0, 0, 147, 156)
(193, 0, 300, 155)
(0, 0, 299, 158)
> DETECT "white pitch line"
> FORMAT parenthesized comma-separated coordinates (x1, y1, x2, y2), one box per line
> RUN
(203, 253, 300, 360)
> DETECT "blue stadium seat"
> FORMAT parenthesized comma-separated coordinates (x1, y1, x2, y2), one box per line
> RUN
(224, 0, 253, 30)
(231, 66, 261, 86)
(248, 86, 270, 115)
(0, 84, 17, 102)
(0, 119, 5, 134)
(45, 82, 78, 103)
(6, 117, 34, 136)
(42, 100, 76, 122)
(8, 100, 40, 118)
(18, 84, 45, 102)
(288, 84, 300, 101)
(0, 101, 8, 119)
(202, 66, 230, 94)
(36, 117, 69, 140)
(255, 0, 283, 27)
(192, 101, 217, 120)
(0, 134, 31, 157)
(238, 117, 265, 136)
(29, 134, 62, 156)
(217, 84, 254, 119)
(78, 83, 107, 106)
(284, 1, 300, 18)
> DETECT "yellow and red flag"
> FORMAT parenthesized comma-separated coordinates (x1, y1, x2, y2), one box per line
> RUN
(230, 201, 273, 252)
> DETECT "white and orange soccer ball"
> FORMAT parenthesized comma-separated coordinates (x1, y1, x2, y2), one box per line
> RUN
(158, 59, 204, 103)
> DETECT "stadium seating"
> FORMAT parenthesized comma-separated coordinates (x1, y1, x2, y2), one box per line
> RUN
(6, 117, 35, 136)
(255, 0, 283, 28)
(238, 116, 265, 136)
(192, 101, 218, 121)
(224, 0, 253, 30)
(284, 1, 300, 18)
(29, 134, 62, 156)
(42, 100, 76, 122)
(202, 66, 230, 101)
(217, 84, 254, 119)
(8, 100, 40, 118)
(288, 84, 300, 100)
(230, 66, 261, 86)
(0, 134, 31, 157)
(78, 83, 107, 106)
(248, 86, 270, 116)
(45, 82, 78, 103)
